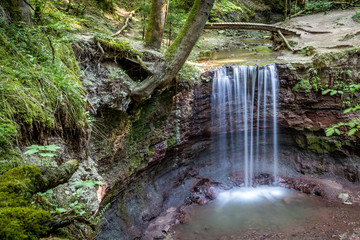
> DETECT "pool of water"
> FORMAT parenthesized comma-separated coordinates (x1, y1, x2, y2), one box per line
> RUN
(198, 45, 283, 68)
(173, 187, 329, 240)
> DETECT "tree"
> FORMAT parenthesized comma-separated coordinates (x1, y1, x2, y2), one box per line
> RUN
(145, 0, 169, 49)
(1, 0, 31, 23)
(131, 0, 215, 101)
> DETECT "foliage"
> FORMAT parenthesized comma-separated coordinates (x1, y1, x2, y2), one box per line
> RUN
(299, 46, 315, 56)
(353, 12, 360, 23)
(0, 20, 88, 169)
(164, 0, 188, 45)
(323, 82, 360, 137)
(292, 67, 325, 93)
(210, 0, 253, 22)
(34, 180, 105, 239)
(290, 0, 360, 16)
(315, 48, 360, 137)
(24, 144, 61, 166)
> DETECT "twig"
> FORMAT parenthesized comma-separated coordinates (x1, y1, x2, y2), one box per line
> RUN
(112, 11, 135, 37)
(47, 36, 55, 64)
(97, 41, 105, 54)
(290, 9, 305, 18)
(136, 55, 153, 75)
(277, 29, 294, 52)
(87, 99, 96, 113)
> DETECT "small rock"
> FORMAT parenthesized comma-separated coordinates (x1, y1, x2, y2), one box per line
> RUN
(338, 193, 350, 202)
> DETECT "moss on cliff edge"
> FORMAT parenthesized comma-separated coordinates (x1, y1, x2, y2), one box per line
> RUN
(0, 22, 88, 171)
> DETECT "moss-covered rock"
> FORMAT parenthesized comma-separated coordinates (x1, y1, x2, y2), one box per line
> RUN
(0, 207, 51, 240)
(0, 160, 78, 239)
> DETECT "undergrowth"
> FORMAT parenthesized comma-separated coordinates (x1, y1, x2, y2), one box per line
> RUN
(0, 20, 88, 174)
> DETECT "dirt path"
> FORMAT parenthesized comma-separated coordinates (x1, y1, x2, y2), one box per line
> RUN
(285, 9, 359, 52)
(278, 9, 360, 63)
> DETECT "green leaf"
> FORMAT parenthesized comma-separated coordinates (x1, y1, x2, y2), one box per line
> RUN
(322, 89, 331, 95)
(325, 128, 335, 137)
(39, 152, 57, 158)
(349, 122, 356, 128)
(26, 145, 40, 150)
(344, 108, 352, 114)
(24, 149, 39, 155)
(348, 128, 357, 136)
(46, 189, 54, 194)
(56, 208, 67, 213)
(44, 145, 61, 152)
(335, 129, 341, 135)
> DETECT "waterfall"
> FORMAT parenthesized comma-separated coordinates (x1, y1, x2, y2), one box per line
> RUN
(211, 64, 279, 188)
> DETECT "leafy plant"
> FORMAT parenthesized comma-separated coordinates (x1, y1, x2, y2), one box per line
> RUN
(323, 82, 360, 137)
(24, 144, 61, 166)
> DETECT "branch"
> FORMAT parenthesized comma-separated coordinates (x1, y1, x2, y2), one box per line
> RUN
(112, 11, 135, 37)
(136, 55, 153, 75)
(23, 0, 35, 11)
(277, 30, 294, 52)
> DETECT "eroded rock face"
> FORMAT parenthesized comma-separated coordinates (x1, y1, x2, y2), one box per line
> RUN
(95, 61, 360, 239)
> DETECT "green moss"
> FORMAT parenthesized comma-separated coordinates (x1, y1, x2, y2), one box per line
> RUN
(199, 50, 213, 56)
(167, 135, 177, 149)
(254, 46, 272, 53)
(295, 135, 307, 149)
(307, 136, 338, 154)
(0, 165, 43, 207)
(0, 207, 51, 240)
(0, 165, 52, 239)
(95, 36, 140, 57)
(0, 23, 88, 167)
(55, 42, 80, 76)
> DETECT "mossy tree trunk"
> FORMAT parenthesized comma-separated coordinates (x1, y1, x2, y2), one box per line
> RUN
(145, 0, 169, 49)
(1, 0, 31, 23)
(131, 0, 215, 101)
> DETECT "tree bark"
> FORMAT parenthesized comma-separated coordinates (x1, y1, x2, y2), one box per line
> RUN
(145, 0, 169, 49)
(1, 0, 31, 23)
(131, 0, 215, 101)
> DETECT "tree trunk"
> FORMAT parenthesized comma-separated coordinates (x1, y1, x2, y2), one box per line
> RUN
(1, 0, 31, 23)
(131, 0, 215, 101)
(145, 0, 169, 49)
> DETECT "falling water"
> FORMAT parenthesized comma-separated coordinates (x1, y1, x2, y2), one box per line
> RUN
(211, 64, 279, 187)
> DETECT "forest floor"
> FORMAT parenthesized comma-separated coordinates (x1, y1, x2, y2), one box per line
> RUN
(278, 9, 360, 63)
(284, 9, 359, 53)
